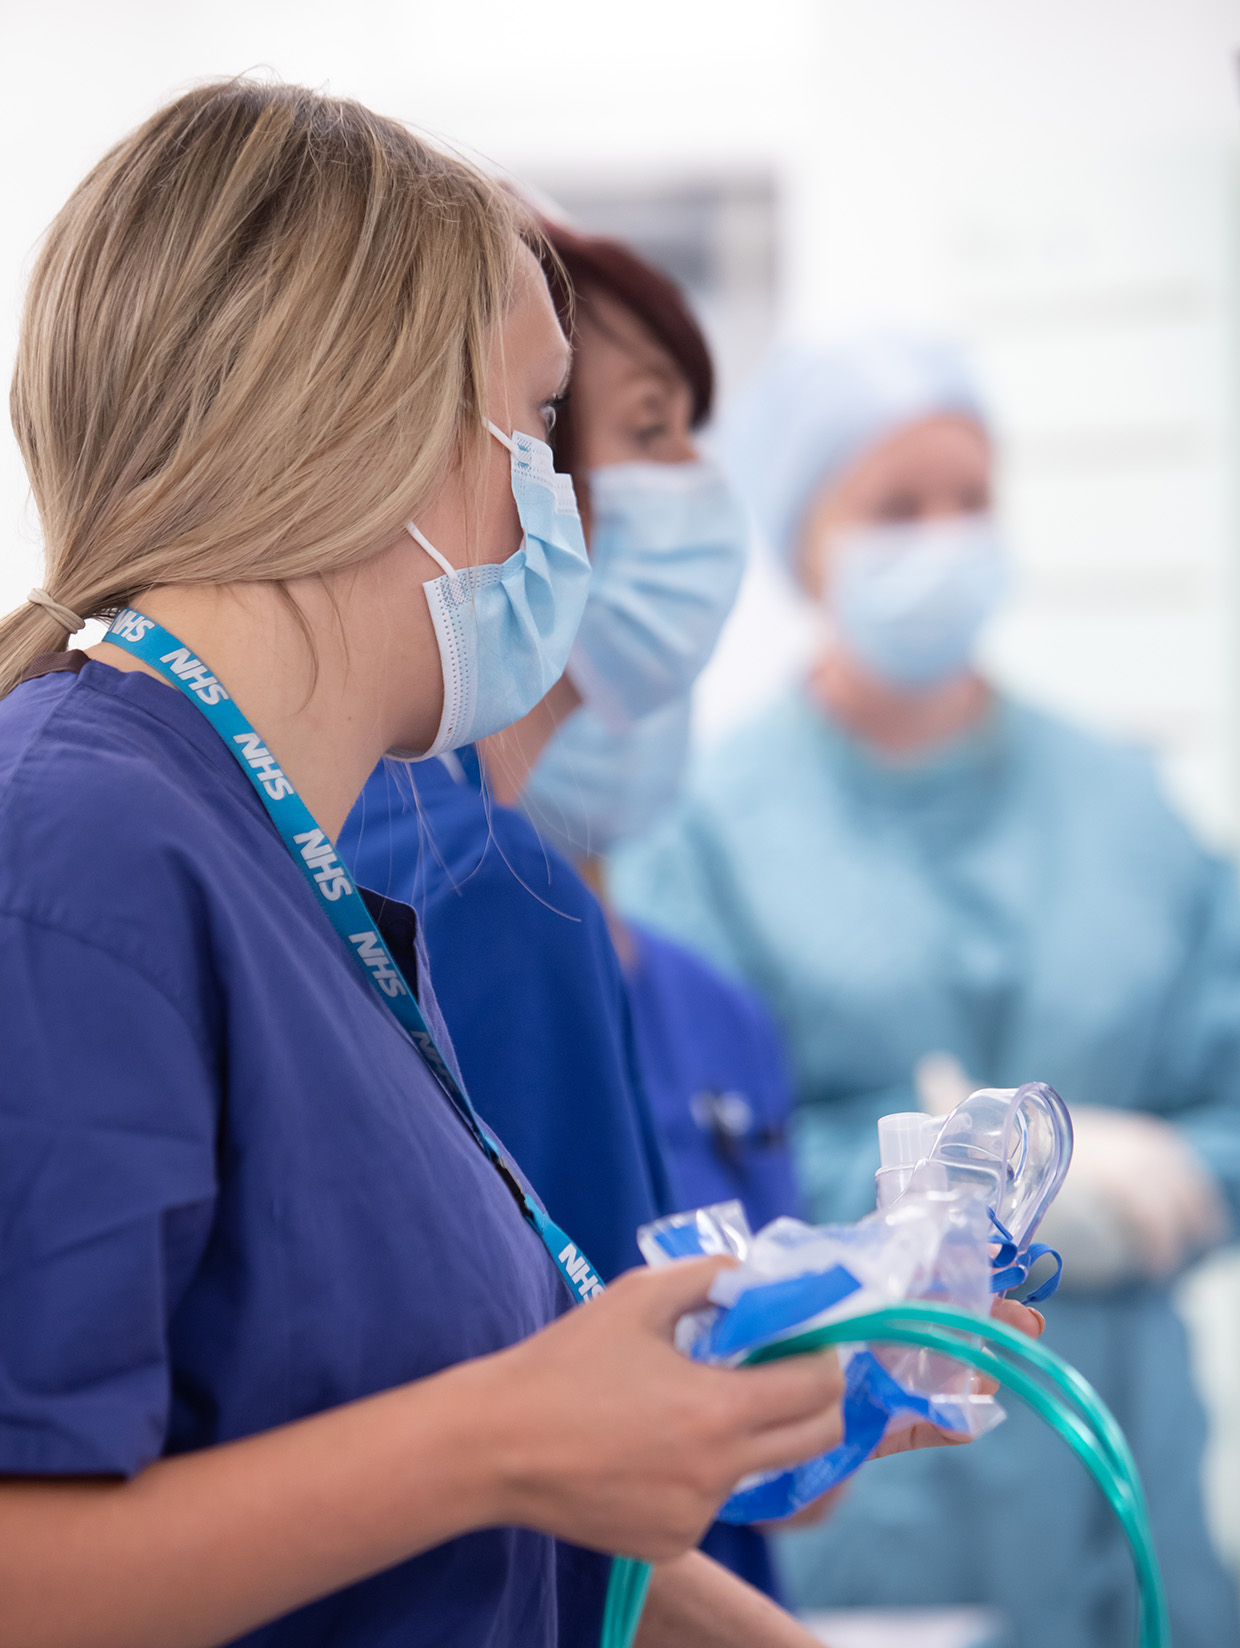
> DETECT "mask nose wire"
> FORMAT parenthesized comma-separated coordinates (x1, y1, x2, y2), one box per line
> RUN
(405, 421, 516, 571)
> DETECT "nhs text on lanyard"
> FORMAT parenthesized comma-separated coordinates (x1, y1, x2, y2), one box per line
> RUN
(106, 609, 603, 1305)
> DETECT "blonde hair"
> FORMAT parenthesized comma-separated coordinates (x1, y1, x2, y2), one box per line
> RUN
(1, 78, 528, 698)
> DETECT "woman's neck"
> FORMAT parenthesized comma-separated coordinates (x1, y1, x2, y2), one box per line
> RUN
(576, 855, 635, 968)
(89, 572, 439, 840)
(477, 673, 582, 807)
(810, 647, 990, 758)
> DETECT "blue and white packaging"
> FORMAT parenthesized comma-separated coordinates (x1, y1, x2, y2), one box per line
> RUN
(639, 1082, 1072, 1522)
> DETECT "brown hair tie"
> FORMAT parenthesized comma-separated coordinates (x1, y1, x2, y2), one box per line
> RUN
(27, 588, 85, 631)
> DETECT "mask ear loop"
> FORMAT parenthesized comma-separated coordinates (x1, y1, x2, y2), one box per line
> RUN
(405, 522, 456, 576)
(405, 423, 516, 574)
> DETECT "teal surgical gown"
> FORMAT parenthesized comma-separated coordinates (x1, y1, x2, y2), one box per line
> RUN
(612, 689, 1240, 1648)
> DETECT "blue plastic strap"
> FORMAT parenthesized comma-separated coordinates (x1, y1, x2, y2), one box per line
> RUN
(651, 1225, 717, 1261)
(718, 1347, 903, 1522)
(698, 1266, 861, 1362)
(1018, 1244, 1063, 1304)
(988, 1210, 1062, 1302)
(104, 609, 605, 1306)
(986, 1209, 1020, 1271)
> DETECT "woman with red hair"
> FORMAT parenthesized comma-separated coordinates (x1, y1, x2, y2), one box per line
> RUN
(340, 217, 1033, 1617)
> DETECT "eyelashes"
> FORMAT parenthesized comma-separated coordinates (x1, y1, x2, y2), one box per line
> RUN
(540, 394, 566, 437)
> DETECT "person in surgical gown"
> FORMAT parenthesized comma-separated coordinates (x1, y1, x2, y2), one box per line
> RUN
(611, 335, 1240, 1648)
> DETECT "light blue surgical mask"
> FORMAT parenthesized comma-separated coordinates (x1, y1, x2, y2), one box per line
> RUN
(403, 422, 590, 758)
(521, 696, 692, 863)
(830, 513, 1006, 689)
(567, 458, 747, 733)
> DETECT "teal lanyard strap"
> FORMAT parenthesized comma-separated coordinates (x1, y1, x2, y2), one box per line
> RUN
(104, 609, 604, 1306)
(599, 1558, 654, 1648)
(109, 610, 643, 1648)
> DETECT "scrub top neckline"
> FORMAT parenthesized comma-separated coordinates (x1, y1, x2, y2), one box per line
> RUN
(58, 654, 259, 797)
(795, 683, 1012, 801)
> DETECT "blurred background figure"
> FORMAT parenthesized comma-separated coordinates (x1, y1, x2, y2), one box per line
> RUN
(520, 222, 802, 1234)
(611, 334, 1240, 1648)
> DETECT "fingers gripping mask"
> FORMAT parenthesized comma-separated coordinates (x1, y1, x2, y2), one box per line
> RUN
(567, 459, 748, 734)
(403, 423, 591, 759)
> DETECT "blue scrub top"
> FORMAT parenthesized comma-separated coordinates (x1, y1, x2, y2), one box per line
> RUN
(341, 751, 670, 1283)
(625, 922, 801, 1230)
(623, 921, 802, 1602)
(0, 657, 608, 1648)
(342, 758, 799, 1604)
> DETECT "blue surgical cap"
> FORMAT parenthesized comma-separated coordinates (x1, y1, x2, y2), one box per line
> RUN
(717, 333, 987, 567)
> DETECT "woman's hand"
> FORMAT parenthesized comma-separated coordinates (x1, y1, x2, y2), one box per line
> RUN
(0, 1257, 842, 1648)
(468, 1256, 847, 1560)
(758, 1295, 1046, 1523)
(469, 1267, 1047, 1557)
(0, 1271, 1040, 1648)
(871, 1294, 1045, 1459)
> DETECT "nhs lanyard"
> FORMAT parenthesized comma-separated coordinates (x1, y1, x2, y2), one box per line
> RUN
(105, 608, 604, 1307)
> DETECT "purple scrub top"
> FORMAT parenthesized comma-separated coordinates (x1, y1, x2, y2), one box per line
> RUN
(0, 655, 609, 1647)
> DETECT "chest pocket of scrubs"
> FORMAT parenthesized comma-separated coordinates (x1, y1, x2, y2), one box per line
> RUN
(690, 1088, 785, 1178)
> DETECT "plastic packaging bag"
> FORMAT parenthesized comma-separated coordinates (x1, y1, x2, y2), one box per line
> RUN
(638, 1081, 1072, 1522)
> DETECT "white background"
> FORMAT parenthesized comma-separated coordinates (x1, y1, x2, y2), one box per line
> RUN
(3, 0, 1240, 1601)
(4, 1, 1240, 830)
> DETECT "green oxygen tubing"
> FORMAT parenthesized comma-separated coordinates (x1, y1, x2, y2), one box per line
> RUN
(599, 1300, 1169, 1648)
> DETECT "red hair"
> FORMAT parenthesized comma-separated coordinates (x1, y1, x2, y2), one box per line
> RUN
(536, 218, 714, 485)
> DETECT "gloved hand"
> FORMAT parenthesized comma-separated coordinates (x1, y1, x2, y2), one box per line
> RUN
(913, 1050, 975, 1117)
(1036, 1107, 1229, 1289)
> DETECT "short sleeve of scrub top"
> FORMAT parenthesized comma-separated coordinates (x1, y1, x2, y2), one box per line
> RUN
(0, 656, 609, 1648)
(341, 752, 671, 1282)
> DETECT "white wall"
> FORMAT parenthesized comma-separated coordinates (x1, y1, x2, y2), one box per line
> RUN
(0, 0, 821, 616)
(6, 0, 1239, 825)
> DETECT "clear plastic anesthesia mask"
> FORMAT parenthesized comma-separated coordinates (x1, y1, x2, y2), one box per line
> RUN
(878, 1081, 1074, 1267)
(625, 1089, 1169, 1648)
(637, 1078, 1074, 1521)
